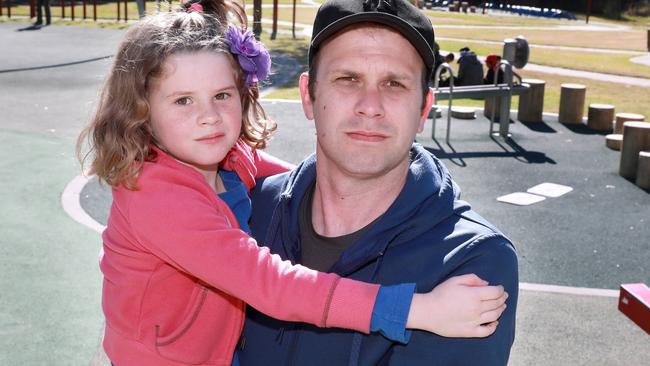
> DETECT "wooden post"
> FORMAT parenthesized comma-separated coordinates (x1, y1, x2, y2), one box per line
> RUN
(292, 0, 296, 39)
(253, 0, 262, 39)
(647, 29, 650, 52)
(619, 122, 650, 181)
(606, 134, 623, 151)
(558, 83, 586, 125)
(636, 151, 650, 190)
(271, 0, 278, 40)
(484, 96, 501, 120)
(30, 0, 35, 18)
(587, 104, 615, 131)
(517, 79, 545, 123)
(614, 113, 645, 134)
(71, 0, 75, 20)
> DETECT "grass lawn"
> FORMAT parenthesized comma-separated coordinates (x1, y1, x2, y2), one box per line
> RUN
(436, 27, 648, 52)
(438, 40, 650, 79)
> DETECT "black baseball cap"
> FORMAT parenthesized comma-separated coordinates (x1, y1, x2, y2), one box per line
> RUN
(309, 0, 436, 79)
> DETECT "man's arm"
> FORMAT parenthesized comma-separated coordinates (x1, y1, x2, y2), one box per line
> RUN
(388, 237, 518, 365)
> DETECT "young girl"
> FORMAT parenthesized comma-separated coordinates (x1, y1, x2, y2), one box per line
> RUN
(77, 1, 508, 365)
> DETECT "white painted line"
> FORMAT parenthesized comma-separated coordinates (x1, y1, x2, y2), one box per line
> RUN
(61, 174, 106, 234)
(520, 282, 619, 298)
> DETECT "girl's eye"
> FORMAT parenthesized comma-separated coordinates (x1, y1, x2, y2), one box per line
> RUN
(175, 97, 192, 105)
(215, 92, 230, 100)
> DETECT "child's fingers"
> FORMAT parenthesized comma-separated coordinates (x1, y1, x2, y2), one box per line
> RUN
(472, 321, 499, 338)
(451, 273, 488, 286)
(475, 285, 506, 300)
(479, 303, 507, 324)
(479, 293, 508, 312)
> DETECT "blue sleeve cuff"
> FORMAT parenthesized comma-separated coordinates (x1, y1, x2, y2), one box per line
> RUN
(369, 283, 415, 344)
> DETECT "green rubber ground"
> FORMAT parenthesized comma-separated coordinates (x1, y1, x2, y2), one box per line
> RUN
(0, 129, 103, 365)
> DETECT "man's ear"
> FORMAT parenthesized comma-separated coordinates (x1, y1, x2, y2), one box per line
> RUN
(299, 72, 315, 120)
(418, 87, 435, 133)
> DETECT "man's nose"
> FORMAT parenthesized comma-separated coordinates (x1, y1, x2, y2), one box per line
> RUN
(354, 85, 385, 119)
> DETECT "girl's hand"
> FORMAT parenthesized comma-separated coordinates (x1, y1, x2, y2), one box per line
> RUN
(406, 273, 508, 338)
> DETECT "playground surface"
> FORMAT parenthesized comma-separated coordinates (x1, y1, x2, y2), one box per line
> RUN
(1, 16, 649, 366)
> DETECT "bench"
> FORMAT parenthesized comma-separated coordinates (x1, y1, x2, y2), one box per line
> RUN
(431, 61, 529, 143)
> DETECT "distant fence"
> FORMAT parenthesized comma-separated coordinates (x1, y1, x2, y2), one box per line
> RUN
(0, 0, 181, 22)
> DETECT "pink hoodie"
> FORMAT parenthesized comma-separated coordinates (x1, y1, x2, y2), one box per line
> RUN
(100, 143, 379, 365)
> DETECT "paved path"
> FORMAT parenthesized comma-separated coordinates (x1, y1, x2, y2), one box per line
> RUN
(631, 54, 650, 66)
(522, 63, 650, 87)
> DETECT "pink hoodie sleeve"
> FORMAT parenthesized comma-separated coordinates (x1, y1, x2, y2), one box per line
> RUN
(221, 139, 295, 191)
(125, 169, 377, 332)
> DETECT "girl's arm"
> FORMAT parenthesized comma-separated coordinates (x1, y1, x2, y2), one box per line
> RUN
(125, 169, 507, 337)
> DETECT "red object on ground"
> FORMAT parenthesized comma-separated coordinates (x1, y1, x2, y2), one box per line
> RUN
(618, 283, 650, 335)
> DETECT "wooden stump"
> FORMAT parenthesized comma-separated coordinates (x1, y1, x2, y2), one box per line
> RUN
(614, 113, 645, 135)
(558, 83, 586, 124)
(587, 104, 615, 131)
(636, 151, 650, 190)
(470, 5, 476, 13)
(484, 96, 501, 120)
(606, 134, 623, 151)
(451, 106, 476, 119)
(517, 79, 545, 123)
(461, 1, 469, 12)
(619, 122, 650, 180)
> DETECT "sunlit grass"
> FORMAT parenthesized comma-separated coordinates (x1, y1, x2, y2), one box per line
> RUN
(436, 27, 648, 52)
(438, 40, 649, 79)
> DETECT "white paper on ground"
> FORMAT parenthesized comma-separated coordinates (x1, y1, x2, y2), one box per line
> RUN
(497, 192, 546, 206)
(527, 182, 573, 198)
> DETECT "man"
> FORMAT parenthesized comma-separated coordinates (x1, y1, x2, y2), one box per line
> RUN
(34, 0, 51, 26)
(239, 0, 518, 364)
(456, 47, 485, 86)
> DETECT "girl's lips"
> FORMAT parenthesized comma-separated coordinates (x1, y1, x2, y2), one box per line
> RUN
(196, 133, 224, 144)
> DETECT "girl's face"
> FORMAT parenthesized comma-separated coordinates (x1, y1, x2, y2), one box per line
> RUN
(147, 51, 242, 177)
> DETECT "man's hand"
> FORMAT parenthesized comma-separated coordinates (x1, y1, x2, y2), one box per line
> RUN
(406, 274, 508, 338)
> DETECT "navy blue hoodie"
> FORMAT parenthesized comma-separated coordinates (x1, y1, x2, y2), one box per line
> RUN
(239, 144, 518, 366)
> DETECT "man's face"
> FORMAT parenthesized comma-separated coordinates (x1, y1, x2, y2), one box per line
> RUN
(300, 26, 433, 180)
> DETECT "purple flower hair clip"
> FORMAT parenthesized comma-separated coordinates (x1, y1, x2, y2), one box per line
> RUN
(226, 26, 271, 87)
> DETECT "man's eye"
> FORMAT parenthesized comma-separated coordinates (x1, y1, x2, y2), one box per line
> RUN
(175, 97, 192, 105)
(386, 80, 405, 88)
(337, 76, 357, 83)
(215, 92, 230, 100)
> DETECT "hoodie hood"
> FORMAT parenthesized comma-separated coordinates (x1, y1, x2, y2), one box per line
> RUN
(276, 143, 469, 276)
